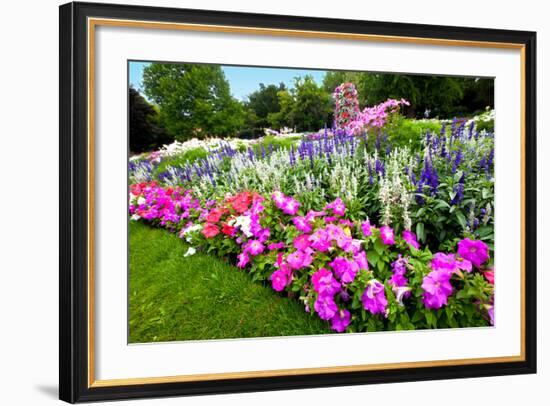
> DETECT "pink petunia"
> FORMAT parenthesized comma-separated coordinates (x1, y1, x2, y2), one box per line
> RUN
(379, 225, 395, 245)
(361, 279, 388, 315)
(292, 216, 312, 233)
(293, 234, 312, 251)
(361, 220, 372, 237)
(330, 309, 351, 332)
(402, 230, 420, 249)
(457, 238, 490, 268)
(325, 197, 346, 216)
(271, 267, 292, 292)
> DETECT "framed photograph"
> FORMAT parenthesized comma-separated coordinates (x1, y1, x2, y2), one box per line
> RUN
(59, 1, 537, 403)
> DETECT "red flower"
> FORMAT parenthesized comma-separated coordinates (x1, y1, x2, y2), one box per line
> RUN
(483, 270, 495, 285)
(221, 223, 236, 236)
(206, 208, 224, 223)
(202, 223, 220, 238)
(231, 192, 252, 213)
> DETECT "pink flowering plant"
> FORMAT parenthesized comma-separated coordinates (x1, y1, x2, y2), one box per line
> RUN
(130, 182, 495, 332)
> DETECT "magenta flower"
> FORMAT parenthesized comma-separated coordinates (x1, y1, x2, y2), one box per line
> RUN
(458, 259, 473, 273)
(292, 216, 312, 233)
(457, 238, 489, 268)
(309, 229, 331, 252)
(402, 230, 420, 249)
(268, 241, 285, 251)
(271, 191, 286, 207)
(422, 270, 453, 309)
(336, 235, 354, 252)
(271, 267, 292, 292)
(286, 250, 313, 270)
(237, 252, 249, 268)
(361, 279, 388, 315)
(314, 294, 338, 320)
(431, 252, 459, 274)
(339, 219, 354, 228)
(281, 197, 300, 215)
(326, 224, 345, 240)
(305, 210, 325, 222)
(311, 268, 341, 295)
(245, 240, 265, 256)
(293, 234, 312, 251)
(329, 257, 359, 283)
(325, 197, 346, 216)
(330, 309, 351, 332)
(361, 220, 372, 237)
(255, 227, 270, 243)
(379, 225, 395, 245)
(353, 250, 369, 270)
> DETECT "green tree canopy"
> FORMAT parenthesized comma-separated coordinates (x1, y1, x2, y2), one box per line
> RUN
(324, 71, 493, 118)
(268, 76, 332, 132)
(142, 63, 246, 140)
(129, 86, 170, 153)
(246, 83, 286, 129)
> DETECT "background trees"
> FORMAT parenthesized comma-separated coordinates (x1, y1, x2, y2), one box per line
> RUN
(142, 63, 246, 140)
(129, 86, 170, 153)
(323, 71, 493, 118)
(267, 76, 332, 132)
(131, 63, 494, 152)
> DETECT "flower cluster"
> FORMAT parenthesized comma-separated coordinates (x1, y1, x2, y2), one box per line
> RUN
(130, 182, 495, 332)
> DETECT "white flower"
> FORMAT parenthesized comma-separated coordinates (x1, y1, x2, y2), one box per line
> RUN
(137, 196, 146, 206)
(393, 286, 412, 306)
(130, 214, 140, 221)
(234, 215, 253, 237)
(184, 247, 197, 257)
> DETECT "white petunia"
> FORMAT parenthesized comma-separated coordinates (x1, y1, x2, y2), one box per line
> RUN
(184, 247, 197, 257)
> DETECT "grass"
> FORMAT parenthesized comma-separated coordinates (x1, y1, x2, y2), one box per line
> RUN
(129, 221, 331, 343)
(152, 147, 209, 177)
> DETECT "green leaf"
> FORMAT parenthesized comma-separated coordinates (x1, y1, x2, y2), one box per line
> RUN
(416, 222, 425, 243)
(373, 238, 385, 255)
(367, 250, 379, 266)
(455, 211, 467, 229)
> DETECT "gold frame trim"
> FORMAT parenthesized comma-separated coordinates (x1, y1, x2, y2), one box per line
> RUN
(87, 17, 527, 388)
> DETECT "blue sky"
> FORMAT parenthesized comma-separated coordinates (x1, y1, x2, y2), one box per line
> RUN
(129, 61, 326, 101)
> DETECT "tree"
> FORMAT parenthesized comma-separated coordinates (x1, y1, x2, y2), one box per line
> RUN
(267, 88, 295, 130)
(322, 71, 360, 95)
(246, 83, 286, 129)
(129, 86, 170, 153)
(142, 63, 246, 140)
(291, 76, 332, 131)
(323, 71, 493, 119)
(268, 76, 331, 132)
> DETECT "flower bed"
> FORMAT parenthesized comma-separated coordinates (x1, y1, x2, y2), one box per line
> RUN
(129, 182, 494, 333)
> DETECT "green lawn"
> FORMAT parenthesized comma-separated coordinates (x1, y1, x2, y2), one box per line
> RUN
(129, 221, 331, 343)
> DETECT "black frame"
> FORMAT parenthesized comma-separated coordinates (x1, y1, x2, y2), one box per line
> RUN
(59, 1, 537, 403)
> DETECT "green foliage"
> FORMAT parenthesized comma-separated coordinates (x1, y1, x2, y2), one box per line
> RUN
(246, 83, 286, 128)
(129, 86, 170, 153)
(129, 221, 331, 342)
(142, 63, 246, 140)
(385, 116, 443, 151)
(268, 76, 332, 131)
(325, 71, 493, 119)
(152, 148, 209, 178)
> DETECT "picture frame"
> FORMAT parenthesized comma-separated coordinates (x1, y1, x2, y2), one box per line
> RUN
(59, 1, 537, 403)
